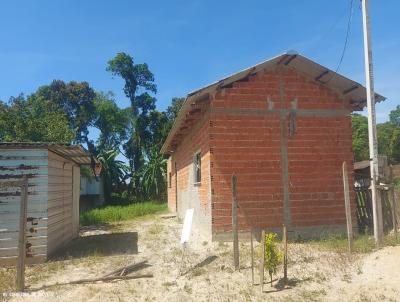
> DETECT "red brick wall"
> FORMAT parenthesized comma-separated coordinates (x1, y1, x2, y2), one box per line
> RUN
(210, 109, 283, 232)
(209, 66, 356, 235)
(167, 110, 212, 233)
(167, 157, 176, 212)
(288, 117, 354, 227)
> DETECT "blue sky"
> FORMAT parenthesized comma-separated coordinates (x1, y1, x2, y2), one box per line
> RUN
(0, 0, 399, 129)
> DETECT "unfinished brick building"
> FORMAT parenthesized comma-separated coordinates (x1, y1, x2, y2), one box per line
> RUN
(161, 52, 385, 240)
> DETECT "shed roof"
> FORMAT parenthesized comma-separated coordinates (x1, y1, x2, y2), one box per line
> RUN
(354, 160, 370, 171)
(161, 52, 386, 154)
(0, 142, 98, 165)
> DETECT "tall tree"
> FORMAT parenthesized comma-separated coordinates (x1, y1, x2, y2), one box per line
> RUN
(107, 52, 157, 191)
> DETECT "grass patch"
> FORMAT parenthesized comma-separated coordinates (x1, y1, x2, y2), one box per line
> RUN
(393, 177, 400, 190)
(306, 233, 400, 253)
(307, 234, 374, 253)
(80, 201, 167, 226)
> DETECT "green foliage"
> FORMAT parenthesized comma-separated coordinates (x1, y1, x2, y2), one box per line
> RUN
(0, 95, 75, 143)
(377, 122, 393, 158)
(351, 114, 369, 162)
(33, 80, 97, 144)
(80, 201, 167, 226)
(394, 177, 400, 190)
(107, 52, 156, 101)
(165, 97, 184, 128)
(264, 233, 283, 283)
(93, 92, 130, 149)
(137, 148, 167, 200)
(390, 127, 400, 163)
(97, 148, 129, 200)
(352, 110, 400, 164)
(389, 105, 400, 126)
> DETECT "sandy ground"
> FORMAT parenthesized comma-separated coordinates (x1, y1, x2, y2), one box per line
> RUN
(1, 214, 400, 302)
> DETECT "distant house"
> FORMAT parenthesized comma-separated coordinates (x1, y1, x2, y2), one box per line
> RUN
(354, 156, 399, 187)
(161, 52, 386, 240)
(80, 171, 105, 211)
(0, 143, 97, 265)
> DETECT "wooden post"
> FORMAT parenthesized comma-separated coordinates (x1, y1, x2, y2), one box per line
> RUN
(231, 174, 239, 270)
(283, 224, 288, 284)
(16, 176, 28, 291)
(389, 166, 397, 239)
(260, 230, 265, 292)
(250, 228, 254, 284)
(342, 162, 353, 253)
(394, 191, 399, 239)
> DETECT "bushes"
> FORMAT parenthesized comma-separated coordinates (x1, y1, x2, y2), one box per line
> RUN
(264, 233, 283, 284)
(80, 201, 167, 226)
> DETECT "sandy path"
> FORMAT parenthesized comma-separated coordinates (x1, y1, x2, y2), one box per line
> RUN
(1, 214, 400, 302)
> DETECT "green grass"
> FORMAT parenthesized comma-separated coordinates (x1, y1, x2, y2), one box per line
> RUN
(393, 177, 400, 190)
(306, 233, 400, 253)
(80, 201, 167, 226)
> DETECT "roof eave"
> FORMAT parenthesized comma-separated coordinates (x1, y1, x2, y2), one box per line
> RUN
(161, 52, 387, 154)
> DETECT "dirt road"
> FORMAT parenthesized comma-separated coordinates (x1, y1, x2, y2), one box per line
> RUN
(1, 214, 400, 301)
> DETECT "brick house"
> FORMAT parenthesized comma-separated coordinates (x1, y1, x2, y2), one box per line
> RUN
(161, 52, 385, 240)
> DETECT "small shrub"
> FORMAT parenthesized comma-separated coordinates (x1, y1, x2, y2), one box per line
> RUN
(264, 233, 283, 284)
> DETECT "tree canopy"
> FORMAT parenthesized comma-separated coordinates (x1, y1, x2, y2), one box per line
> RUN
(352, 105, 400, 164)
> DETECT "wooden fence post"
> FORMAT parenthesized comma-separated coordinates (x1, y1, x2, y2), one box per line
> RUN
(16, 176, 28, 291)
(260, 230, 265, 292)
(283, 224, 288, 284)
(394, 191, 399, 238)
(250, 228, 254, 284)
(342, 162, 353, 253)
(232, 174, 239, 270)
(389, 166, 398, 239)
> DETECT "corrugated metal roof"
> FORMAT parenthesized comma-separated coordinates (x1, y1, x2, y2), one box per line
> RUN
(354, 160, 370, 170)
(0, 142, 98, 165)
(161, 51, 387, 154)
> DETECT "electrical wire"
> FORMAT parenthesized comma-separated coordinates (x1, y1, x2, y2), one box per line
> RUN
(325, 0, 355, 83)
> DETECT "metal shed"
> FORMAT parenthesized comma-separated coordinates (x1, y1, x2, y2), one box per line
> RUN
(0, 143, 96, 265)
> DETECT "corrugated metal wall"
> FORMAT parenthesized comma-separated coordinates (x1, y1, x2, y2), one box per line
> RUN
(0, 149, 49, 265)
(47, 151, 78, 256)
(0, 149, 80, 265)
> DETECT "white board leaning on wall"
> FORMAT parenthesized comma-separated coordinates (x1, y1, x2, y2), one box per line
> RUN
(180, 208, 194, 245)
